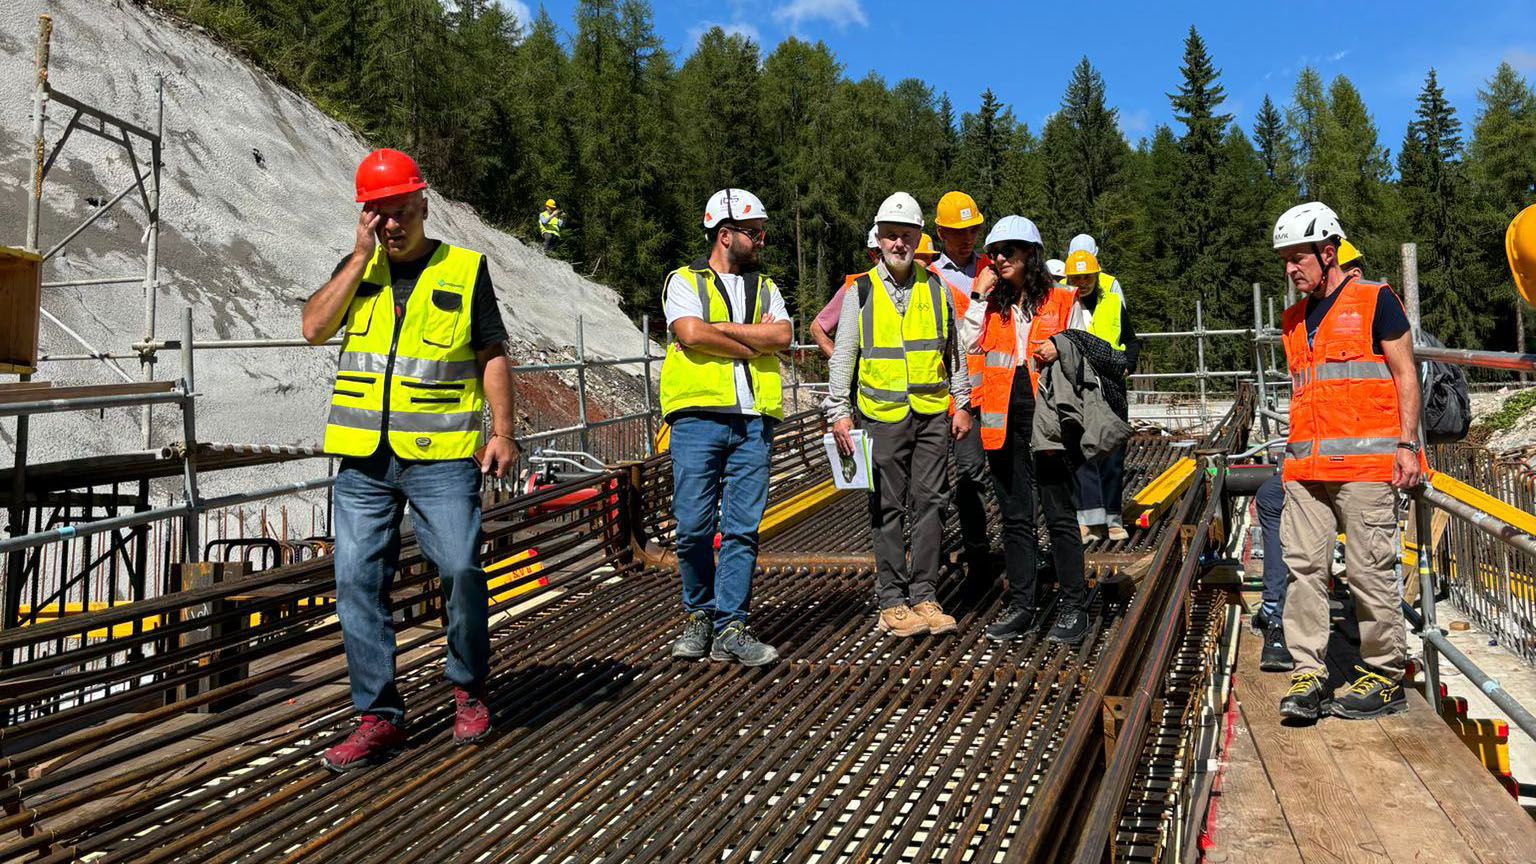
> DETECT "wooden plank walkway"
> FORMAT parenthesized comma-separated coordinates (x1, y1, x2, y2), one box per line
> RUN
(1204, 631, 1536, 864)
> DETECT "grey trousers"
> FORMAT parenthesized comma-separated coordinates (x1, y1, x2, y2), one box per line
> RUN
(865, 409, 950, 609)
(1280, 480, 1407, 679)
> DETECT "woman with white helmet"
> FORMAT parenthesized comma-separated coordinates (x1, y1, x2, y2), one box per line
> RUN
(964, 215, 1093, 644)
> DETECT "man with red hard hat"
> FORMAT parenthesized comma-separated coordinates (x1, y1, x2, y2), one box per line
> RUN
(303, 149, 517, 770)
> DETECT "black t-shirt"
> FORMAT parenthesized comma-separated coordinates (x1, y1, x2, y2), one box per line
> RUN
(331, 240, 508, 349)
(1303, 280, 1410, 354)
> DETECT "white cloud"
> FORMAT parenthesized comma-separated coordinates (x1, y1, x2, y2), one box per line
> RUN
(774, 0, 868, 31)
(495, 0, 532, 30)
(1508, 48, 1536, 73)
(688, 20, 764, 46)
(1118, 108, 1151, 137)
(1328, 49, 1352, 63)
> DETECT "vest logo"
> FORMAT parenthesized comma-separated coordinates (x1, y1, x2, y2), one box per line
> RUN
(416, 437, 431, 448)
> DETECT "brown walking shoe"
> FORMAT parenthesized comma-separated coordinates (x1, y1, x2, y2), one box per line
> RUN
(911, 601, 957, 635)
(877, 604, 930, 637)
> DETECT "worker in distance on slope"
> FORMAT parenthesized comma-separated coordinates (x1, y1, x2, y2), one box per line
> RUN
(303, 149, 518, 770)
(538, 198, 562, 253)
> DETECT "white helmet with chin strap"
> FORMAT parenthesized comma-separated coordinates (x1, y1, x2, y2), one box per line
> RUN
(1273, 202, 1345, 249)
(703, 188, 768, 230)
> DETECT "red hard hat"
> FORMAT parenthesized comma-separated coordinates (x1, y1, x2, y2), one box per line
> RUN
(355, 149, 426, 203)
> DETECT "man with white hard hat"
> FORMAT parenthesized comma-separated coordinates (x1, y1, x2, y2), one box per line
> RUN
(824, 192, 973, 639)
(1269, 201, 1423, 723)
(660, 188, 791, 666)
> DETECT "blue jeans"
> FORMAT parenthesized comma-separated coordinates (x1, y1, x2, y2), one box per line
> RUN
(333, 450, 488, 720)
(669, 414, 776, 630)
(1255, 471, 1287, 618)
(1076, 442, 1126, 528)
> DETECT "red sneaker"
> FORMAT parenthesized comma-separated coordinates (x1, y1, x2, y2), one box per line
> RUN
(453, 688, 491, 744)
(322, 714, 405, 772)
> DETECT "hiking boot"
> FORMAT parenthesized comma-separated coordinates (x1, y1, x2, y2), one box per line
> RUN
(452, 688, 491, 744)
(1259, 621, 1294, 673)
(985, 604, 1042, 641)
(709, 622, 779, 666)
(1278, 670, 1328, 721)
(322, 713, 406, 772)
(1047, 609, 1088, 644)
(877, 604, 929, 638)
(671, 610, 713, 660)
(1331, 667, 1407, 719)
(912, 601, 957, 636)
(1107, 524, 1130, 542)
(1249, 608, 1272, 635)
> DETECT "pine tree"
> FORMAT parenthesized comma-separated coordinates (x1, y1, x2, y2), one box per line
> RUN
(1058, 58, 1127, 236)
(1286, 67, 1327, 197)
(1167, 26, 1233, 303)
(953, 89, 1011, 217)
(1468, 63, 1536, 351)
(1253, 95, 1295, 186)
(938, 93, 959, 180)
(674, 28, 763, 198)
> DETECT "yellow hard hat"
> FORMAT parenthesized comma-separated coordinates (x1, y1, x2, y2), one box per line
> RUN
(1065, 249, 1100, 276)
(935, 191, 984, 229)
(1338, 240, 1363, 267)
(915, 233, 938, 259)
(545, 198, 557, 209)
(1508, 203, 1536, 308)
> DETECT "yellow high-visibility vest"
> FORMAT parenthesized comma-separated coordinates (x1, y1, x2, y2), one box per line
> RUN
(323, 244, 486, 460)
(855, 265, 950, 422)
(1085, 289, 1125, 352)
(658, 263, 785, 421)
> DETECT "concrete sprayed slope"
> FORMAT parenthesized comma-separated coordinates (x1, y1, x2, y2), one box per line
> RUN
(0, 0, 653, 499)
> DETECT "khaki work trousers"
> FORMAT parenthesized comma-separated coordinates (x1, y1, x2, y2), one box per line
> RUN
(1280, 480, 1406, 679)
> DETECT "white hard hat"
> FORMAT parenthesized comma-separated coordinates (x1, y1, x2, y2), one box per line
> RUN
(874, 192, 924, 228)
(866, 225, 879, 249)
(984, 215, 1043, 250)
(703, 188, 768, 230)
(1067, 234, 1098, 257)
(1272, 201, 1345, 250)
(1046, 258, 1066, 278)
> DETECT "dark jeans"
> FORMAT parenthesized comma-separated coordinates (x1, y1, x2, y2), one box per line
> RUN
(865, 409, 950, 609)
(986, 380, 1086, 611)
(1255, 471, 1287, 618)
(1076, 442, 1126, 528)
(951, 424, 992, 556)
(333, 450, 488, 720)
(669, 414, 776, 630)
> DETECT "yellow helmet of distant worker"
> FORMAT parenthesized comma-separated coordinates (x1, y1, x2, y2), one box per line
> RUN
(1065, 249, 1101, 276)
(1338, 240, 1363, 268)
(545, 198, 557, 209)
(1508, 204, 1536, 308)
(935, 191, 984, 229)
(915, 233, 938, 260)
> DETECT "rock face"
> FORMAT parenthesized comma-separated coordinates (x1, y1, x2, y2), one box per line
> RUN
(0, 0, 655, 504)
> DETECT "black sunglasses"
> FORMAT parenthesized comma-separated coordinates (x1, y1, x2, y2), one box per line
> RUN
(723, 224, 767, 243)
(988, 243, 1023, 260)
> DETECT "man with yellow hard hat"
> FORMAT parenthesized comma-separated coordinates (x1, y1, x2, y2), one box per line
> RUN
(1063, 249, 1139, 543)
(538, 198, 562, 253)
(1511, 204, 1536, 308)
(933, 191, 995, 573)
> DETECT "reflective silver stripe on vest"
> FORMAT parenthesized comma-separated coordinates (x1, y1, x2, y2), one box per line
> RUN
(863, 347, 906, 360)
(968, 372, 984, 388)
(1313, 360, 1391, 381)
(981, 412, 1006, 429)
(1317, 436, 1398, 456)
(859, 383, 909, 403)
(388, 410, 482, 434)
(694, 273, 711, 320)
(1286, 441, 1312, 459)
(985, 351, 1015, 369)
(340, 352, 477, 382)
(907, 381, 948, 395)
(327, 405, 383, 431)
(903, 337, 944, 352)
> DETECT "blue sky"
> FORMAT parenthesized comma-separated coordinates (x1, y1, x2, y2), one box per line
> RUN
(513, 0, 1536, 154)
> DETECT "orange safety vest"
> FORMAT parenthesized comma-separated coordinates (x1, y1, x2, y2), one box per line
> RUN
(973, 285, 1078, 450)
(929, 255, 991, 415)
(1280, 279, 1423, 483)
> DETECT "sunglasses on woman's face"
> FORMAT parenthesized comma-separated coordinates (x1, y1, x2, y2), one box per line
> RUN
(989, 243, 1021, 260)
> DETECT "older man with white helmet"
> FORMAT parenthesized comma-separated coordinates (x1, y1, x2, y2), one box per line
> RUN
(825, 192, 973, 639)
(1270, 201, 1423, 723)
(660, 188, 791, 667)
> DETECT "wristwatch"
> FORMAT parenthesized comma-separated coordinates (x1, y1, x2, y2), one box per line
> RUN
(1396, 440, 1421, 453)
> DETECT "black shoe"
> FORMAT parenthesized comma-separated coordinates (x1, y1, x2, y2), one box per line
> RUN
(670, 611, 713, 660)
(1047, 609, 1088, 645)
(1278, 670, 1328, 721)
(1249, 608, 1272, 635)
(709, 622, 780, 666)
(1259, 621, 1294, 672)
(985, 604, 1041, 641)
(1331, 667, 1407, 719)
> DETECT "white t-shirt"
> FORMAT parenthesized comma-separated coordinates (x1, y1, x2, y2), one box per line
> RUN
(663, 269, 790, 415)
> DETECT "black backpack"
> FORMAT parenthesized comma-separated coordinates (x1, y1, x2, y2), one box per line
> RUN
(1417, 331, 1471, 443)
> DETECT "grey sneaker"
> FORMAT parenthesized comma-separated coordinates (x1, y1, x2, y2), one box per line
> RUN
(671, 611, 713, 660)
(709, 622, 780, 666)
